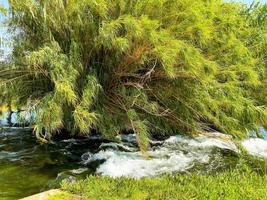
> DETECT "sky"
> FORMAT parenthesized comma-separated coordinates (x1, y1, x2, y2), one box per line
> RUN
(0, 0, 10, 60)
(240, 0, 267, 3)
(240, 0, 266, 3)
(243, 0, 267, 3)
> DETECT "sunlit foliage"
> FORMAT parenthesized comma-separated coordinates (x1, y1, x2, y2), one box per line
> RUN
(0, 0, 266, 151)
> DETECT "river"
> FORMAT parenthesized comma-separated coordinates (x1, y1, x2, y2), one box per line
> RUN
(0, 127, 266, 199)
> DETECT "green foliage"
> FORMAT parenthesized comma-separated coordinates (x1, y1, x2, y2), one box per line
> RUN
(1, 0, 267, 150)
(0, 5, 7, 16)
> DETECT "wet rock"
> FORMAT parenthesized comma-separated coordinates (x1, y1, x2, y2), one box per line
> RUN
(19, 189, 62, 200)
(200, 131, 233, 140)
(55, 172, 77, 184)
(99, 142, 137, 152)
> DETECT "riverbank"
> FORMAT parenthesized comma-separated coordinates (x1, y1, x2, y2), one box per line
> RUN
(48, 168, 267, 200)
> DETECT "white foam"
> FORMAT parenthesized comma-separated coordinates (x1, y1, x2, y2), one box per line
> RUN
(95, 150, 204, 178)
(82, 134, 238, 178)
(165, 135, 238, 152)
(242, 138, 267, 158)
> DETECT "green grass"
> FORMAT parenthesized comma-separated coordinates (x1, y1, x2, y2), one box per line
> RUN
(48, 169, 267, 200)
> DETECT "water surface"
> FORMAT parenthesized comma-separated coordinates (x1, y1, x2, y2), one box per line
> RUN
(0, 127, 267, 199)
(0, 128, 101, 199)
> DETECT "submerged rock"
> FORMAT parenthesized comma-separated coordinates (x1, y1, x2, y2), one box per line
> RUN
(81, 152, 93, 161)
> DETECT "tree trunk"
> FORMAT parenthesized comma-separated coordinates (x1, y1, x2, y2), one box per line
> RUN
(7, 101, 13, 126)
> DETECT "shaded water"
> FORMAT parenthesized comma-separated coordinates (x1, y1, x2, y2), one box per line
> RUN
(0, 127, 266, 199)
(0, 128, 102, 199)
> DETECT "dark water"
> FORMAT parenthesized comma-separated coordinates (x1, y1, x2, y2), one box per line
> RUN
(0, 128, 102, 200)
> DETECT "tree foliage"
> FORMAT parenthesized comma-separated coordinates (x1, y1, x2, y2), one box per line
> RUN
(0, 0, 266, 151)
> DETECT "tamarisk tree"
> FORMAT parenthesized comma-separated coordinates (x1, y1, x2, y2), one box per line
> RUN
(0, 0, 266, 151)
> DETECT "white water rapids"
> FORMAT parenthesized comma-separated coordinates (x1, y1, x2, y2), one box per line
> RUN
(81, 132, 267, 178)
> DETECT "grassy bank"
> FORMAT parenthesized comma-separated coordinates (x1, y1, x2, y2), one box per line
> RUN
(48, 162, 267, 200)
(49, 171, 267, 200)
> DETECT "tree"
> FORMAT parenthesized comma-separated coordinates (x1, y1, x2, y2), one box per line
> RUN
(244, 2, 267, 116)
(1, 0, 266, 151)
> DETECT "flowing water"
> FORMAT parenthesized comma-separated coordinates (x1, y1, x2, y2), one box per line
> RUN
(0, 127, 267, 199)
(0, 128, 103, 199)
